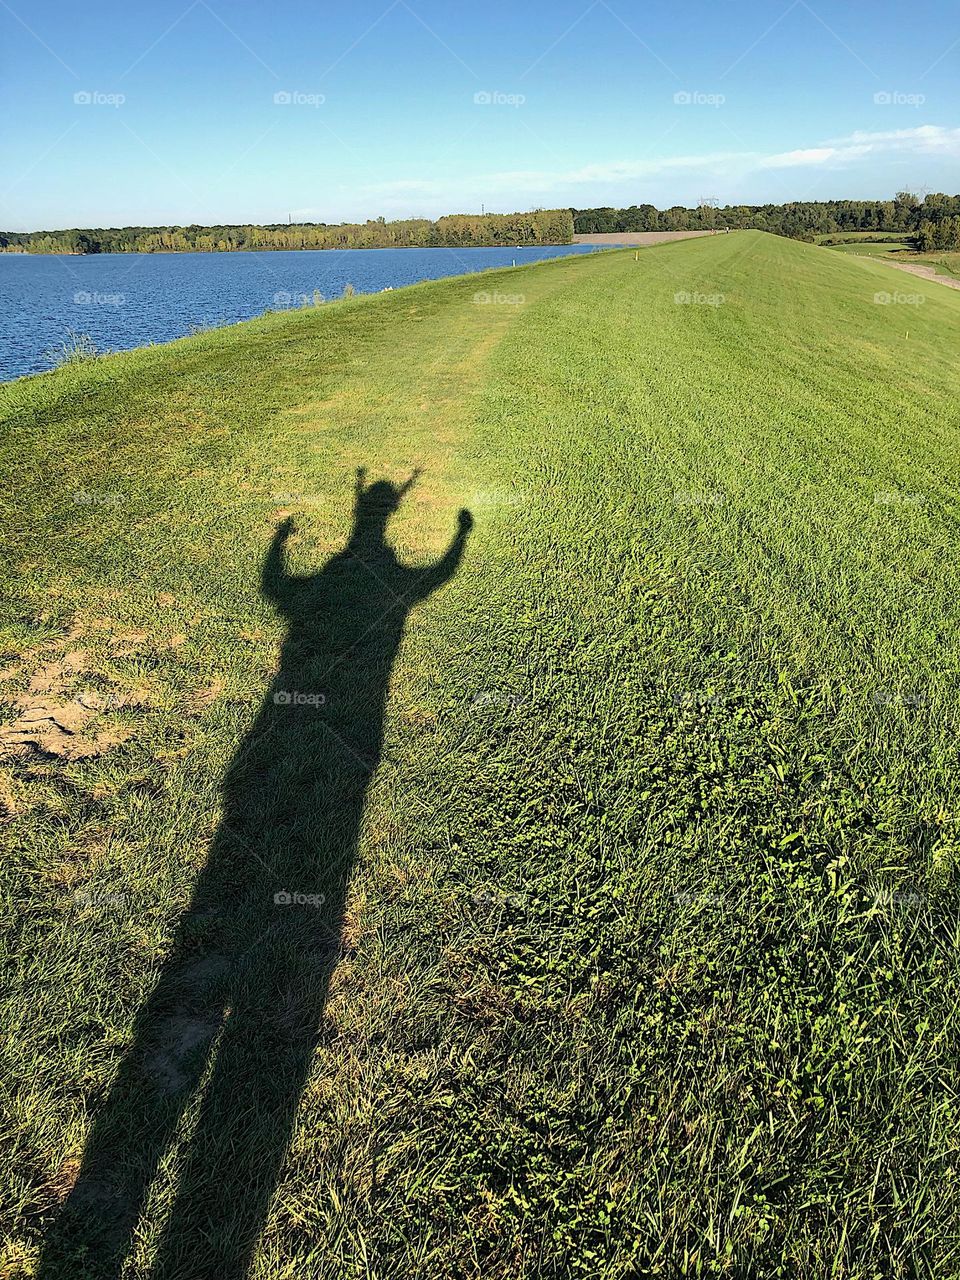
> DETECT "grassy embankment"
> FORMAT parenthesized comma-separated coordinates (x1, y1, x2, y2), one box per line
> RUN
(4, 232, 960, 1278)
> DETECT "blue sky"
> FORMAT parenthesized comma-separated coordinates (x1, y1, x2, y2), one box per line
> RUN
(2, 0, 959, 229)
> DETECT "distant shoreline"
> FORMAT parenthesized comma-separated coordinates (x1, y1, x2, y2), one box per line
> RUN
(0, 241, 576, 258)
(0, 209, 574, 257)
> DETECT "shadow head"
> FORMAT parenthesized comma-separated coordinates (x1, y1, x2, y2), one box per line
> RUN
(354, 467, 422, 528)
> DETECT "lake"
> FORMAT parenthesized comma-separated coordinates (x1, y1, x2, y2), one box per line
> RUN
(0, 244, 602, 382)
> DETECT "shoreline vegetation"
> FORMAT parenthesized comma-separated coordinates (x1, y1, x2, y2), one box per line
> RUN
(0, 209, 574, 255)
(5, 191, 960, 255)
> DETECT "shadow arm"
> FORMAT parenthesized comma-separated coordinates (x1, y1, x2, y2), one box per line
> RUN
(409, 509, 473, 602)
(261, 517, 297, 608)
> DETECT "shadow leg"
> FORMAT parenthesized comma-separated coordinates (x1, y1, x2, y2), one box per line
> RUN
(147, 909, 344, 1279)
(36, 961, 229, 1279)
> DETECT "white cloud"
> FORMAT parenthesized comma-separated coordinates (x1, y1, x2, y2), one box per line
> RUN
(761, 147, 844, 168)
(835, 125, 957, 146)
(348, 124, 960, 217)
(803, 124, 960, 164)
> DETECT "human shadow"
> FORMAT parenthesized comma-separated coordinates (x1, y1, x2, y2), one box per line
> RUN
(39, 470, 473, 1279)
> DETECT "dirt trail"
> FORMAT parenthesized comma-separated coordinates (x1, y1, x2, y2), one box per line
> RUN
(877, 260, 960, 292)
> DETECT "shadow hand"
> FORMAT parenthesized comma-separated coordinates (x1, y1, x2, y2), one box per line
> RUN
(458, 508, 474, 534)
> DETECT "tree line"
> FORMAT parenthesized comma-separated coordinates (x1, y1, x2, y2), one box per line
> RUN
(572, 192, 960, 246)
(915, 215, 960, 252)
(0, 209, 573, 255)
(7, 196, 960, 256)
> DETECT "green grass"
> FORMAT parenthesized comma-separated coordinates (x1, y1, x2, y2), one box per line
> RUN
(4, 232, 960, 1278)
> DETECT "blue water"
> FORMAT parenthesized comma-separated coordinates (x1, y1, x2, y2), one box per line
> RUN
(0, 244, 601, 382)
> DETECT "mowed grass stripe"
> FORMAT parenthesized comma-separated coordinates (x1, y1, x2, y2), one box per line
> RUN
(3, 233, 960, 1278)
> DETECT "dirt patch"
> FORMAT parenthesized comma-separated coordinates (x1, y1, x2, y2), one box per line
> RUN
(189, 677, 225, 710)
(27, 652, 88, 694)
(0, 693, 132, 760)
(0, 645, 136, 761)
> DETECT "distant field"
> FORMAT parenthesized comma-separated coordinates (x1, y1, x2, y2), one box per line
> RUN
(5, 233, 960, 1278)
(826, 240, 912, 256)
(816, 230, 907, 244)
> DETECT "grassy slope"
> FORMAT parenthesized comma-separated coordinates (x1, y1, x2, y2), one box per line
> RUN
(4, 233, 960, 1277)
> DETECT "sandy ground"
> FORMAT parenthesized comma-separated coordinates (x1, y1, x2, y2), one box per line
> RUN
(876, 259, 960, 292)
(572, 231, 717, 246)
